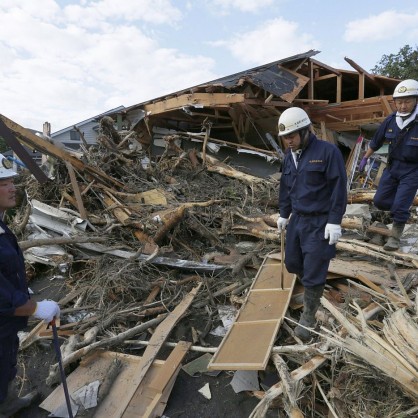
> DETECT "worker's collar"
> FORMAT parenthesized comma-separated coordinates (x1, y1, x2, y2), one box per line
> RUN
(292, 149, 303, 158)
(291, 149, 303, 167)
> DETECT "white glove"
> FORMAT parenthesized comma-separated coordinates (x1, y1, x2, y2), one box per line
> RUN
(277, 217, 289, 233)
(324, 223, 342, 245)
(33, 300, 60, 323)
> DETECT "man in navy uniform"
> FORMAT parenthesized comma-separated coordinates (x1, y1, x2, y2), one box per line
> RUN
(359, 79, 418, 251)
(0, 153, 60, 416)
(276, 108, 347, 341)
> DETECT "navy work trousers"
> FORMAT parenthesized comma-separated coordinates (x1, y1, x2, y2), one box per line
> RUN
(374, 161, 418, 223)
(284, 213, 335, 288)
(0, 334, 19, 403)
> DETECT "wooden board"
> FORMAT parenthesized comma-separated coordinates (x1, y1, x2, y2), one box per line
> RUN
(39, 348, 188, 418)
(122, 341, 192, 418)
(109, 284, 201, 417)
(208, 253, 296, 370)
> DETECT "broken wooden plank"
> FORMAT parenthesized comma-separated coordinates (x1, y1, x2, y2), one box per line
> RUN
(107, 284, 201, 418)
(39, 350, 179, 417)
(65, 161, 88, 220)
(123, 341, 192, 418)
(143, 93, 246, 115)
(148, 341, 192, 393)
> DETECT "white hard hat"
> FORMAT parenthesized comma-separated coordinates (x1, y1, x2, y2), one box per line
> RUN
(393, 79, 418, 98)
(0, 154, 17, 179)
(278, 107, 311, 136)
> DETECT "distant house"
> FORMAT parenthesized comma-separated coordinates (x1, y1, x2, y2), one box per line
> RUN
(51, 106, 125, 150)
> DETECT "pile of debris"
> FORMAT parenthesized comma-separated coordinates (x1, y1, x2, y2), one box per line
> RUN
(3, 114, 418, 417)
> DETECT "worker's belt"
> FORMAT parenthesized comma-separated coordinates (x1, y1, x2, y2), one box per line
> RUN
(294, 211, 328, 217)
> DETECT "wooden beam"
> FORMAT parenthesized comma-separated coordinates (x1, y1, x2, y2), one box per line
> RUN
(244, 98, 289, 107)
(293, 99, 329, 104)
(336, 74, 342, 103)
(345, 57, 385, 91)
(308, 96, 395, 127)
(65, 162, 88, 220)
(143, 93, 246, 115)
(344, 57, 376, 82)
(309, 58, 342, 76)
(314, 73, 338, 81)
(308, 60, 314, 100)
(358, 73, 365, 100)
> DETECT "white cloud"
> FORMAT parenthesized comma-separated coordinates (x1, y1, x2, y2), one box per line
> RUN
(64, 0, 183, 28)
(210, 0, 275, 13)
(344, 10, 418, 42)
(213, 18, 319, 65)
(0, 0, 60, 18)
(0, 1, 216, 131)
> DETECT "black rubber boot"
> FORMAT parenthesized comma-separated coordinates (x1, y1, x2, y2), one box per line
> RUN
(383, 222, 405, 251)
(365, 222, 387, 246)
(294, 284, 325, 342)
(0, 381, 39, 417)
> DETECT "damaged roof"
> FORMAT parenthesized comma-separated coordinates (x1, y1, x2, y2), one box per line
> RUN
(112, 50, 401, 153)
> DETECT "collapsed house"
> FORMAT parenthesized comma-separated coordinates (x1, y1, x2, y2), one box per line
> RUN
(107, 49, 399, 175)
(0, 50, 417, 417)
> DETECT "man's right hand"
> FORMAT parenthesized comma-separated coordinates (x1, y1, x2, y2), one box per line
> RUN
(33, 300, 60, 323)
(359, 157, 368, 172)
(277, 217, 289, 233)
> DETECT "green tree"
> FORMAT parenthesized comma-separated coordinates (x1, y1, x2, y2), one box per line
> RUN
(371, 44, 418, 79)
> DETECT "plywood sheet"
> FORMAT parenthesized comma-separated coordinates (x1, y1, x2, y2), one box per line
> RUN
(207, 321, 278, 369)
(208, 252, 296, 370)
(238, 290, 290, 322)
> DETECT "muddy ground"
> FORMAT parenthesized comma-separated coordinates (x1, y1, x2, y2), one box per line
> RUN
(14, 273, 279, 418)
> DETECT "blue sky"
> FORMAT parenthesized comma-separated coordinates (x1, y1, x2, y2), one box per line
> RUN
(0, 0, 417, 132)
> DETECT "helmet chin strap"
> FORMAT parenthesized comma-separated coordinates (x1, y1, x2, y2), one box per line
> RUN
(298, 128, 310, 150)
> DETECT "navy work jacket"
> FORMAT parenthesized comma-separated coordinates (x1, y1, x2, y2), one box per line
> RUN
(0, 219, 29, 337)
(369, 111, 418, 165)
(279, 133, 347, 224)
